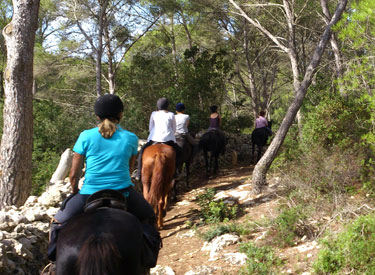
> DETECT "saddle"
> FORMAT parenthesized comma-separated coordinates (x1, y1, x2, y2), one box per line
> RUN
(83, 189, 127, 213)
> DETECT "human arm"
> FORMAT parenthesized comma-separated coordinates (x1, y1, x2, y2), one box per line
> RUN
(149, 112, 155, 133)
(218, 114, 222, 127)
(172, 114, 176, 133)
(69, 152, 84, 194)
(129, 155, 136, 174)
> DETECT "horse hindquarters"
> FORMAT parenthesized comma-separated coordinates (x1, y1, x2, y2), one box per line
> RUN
(56, 209, 145, 275)
(149, 152, 175, 229)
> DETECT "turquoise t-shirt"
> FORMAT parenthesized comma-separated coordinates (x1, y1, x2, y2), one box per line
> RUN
(73, 125, 138, 195)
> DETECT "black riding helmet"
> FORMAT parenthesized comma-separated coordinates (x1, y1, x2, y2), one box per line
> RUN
(176, 103, 185, 112)
(157, 98, 169, 110)
(94, 94, 124, 119)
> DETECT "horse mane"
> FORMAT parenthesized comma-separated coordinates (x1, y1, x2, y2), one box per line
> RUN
(76, 232, 122, 275)
(148, 152, 167, 209)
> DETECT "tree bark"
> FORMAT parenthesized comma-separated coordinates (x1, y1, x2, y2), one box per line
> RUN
(0, 0, 40, 208)
(250, 0, 348, 193)
(96, 0, 109, 97)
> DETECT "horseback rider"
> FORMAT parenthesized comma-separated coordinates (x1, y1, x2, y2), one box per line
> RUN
(136, 98, 181, 181)
(255, 110, 272, 136)
(208, 105, 222, 131)
(175, 103, 197, 146)
(46, 94, 161, 271)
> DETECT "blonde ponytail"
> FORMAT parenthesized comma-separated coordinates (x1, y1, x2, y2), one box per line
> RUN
(98, 119, 118, 138)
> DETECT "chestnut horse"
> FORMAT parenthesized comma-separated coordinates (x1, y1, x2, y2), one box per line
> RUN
(141, 144, 176, 229)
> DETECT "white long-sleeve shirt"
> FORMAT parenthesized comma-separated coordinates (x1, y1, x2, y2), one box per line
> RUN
(147, 111, 176, 142)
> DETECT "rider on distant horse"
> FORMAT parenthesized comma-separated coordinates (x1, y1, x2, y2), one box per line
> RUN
(255, 110, 272, 136)
(136, 98, 181, 181)
(47, 94, 161, 270)
(208, 105, 222, 131)
(175, 103, 197, 146)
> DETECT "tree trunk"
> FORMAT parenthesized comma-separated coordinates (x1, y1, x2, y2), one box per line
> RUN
(251, 0, 348, 193)
(96, 0, 109, 97)
(0, 0, 40, 208)
(103, 15, 115, 94)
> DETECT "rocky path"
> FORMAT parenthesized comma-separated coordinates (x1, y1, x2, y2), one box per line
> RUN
(151, 164, 319, 275)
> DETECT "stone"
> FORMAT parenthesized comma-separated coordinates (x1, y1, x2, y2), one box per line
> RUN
(151, 265, 175, 275)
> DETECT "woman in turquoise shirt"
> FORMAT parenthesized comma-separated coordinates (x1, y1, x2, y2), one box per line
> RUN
(47, 94, 160, 268)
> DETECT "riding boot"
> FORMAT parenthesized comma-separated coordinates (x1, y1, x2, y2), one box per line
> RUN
(141, 219, 162, 268)
(47, 218, 62, 262)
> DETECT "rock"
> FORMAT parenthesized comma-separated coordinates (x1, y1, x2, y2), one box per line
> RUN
(201, 234, 240, 261)
(223, 252, 247, 265)
(151, 265, 175, 275)
(49, 148, 73, 184)
(184, 265, 220, 275)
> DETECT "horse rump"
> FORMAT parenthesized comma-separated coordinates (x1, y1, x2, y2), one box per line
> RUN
(56, 208, 145, 275)
(77, 233, 122, 275)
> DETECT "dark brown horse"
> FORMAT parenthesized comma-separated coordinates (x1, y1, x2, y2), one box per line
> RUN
(141, 144, 175, 229)
(199, 130, 226, 176)
(56, 208, 147, 275)
(173, 134, 194, 200)
(251, 121, 272, 163)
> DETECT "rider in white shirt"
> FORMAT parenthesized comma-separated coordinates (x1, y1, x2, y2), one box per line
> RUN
(175, 103, 196, 145)
(136, 98, 180, 181)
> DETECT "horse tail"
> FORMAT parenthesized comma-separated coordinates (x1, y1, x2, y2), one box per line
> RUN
(149, 152, 167, 208)
(77, 232, 122, 275)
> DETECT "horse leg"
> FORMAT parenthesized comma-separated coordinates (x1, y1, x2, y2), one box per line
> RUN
(257, 145, 263, 163)
(209, 152, 214, 173)
(185, 162, 190, 189)
(214, 153, 219, 174)
(203, 150, 209, 176)
(252, 143, 256, 164)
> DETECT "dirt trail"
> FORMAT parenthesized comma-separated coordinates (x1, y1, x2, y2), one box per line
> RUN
(155, 164, 319, 275)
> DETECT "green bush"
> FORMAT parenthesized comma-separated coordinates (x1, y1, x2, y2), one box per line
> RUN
(201, 222, 257, 242)
(240, 242, 283, 275)
(313, 213, 375, 274)
(302, 96, 367, 151)
(268, 205, 308, 247)
(196, 188, 238, 224)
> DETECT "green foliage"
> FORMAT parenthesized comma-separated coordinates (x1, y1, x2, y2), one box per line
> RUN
(196, 188, 238, 224)
(313, 213, 375, 274)
(119, 44, 231, 137)
(32, 100, 92, 195)
(302, 96, 367, 151)
(201, 222, 258, 242)
(240, 242, 283, 275)
(268, 205, 308, 248)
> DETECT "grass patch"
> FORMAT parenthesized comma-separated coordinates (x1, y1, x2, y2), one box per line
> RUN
(240, 242, 283, 274)
(313, 213, 375, 274)
(200, 222, 260, 242)
(267, 205, 313, 248)
(196, 188, 239, 224)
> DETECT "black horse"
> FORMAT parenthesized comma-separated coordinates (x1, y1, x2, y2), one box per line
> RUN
(251, 121, 272, 164)
(199, 130, 226, 176)
(173, 134, 195, 200)
(56, 207, 148, 275)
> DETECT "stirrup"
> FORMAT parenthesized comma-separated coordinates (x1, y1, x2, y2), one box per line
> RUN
(40, 262, 55, 275)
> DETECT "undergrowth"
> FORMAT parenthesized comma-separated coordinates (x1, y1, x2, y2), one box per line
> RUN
(200, 221, 261, 242)
(313, 213, 375, 274)
(196, 188, 239, 224)
(239, 242, 283, 275)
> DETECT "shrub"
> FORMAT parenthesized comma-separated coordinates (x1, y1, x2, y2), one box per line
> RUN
(240, 242, 283, 274)
(268, 205, 309, 247)
(313, 213, 375, 274)
(201, 222, 258, 242)
(196, 188, 238, 223)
